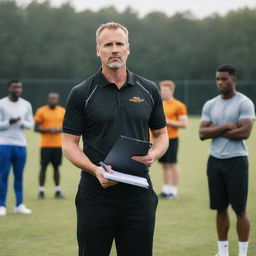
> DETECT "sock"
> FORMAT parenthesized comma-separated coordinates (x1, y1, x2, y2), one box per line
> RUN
(217, 241, 229, 256)
(238, 241, 249, 256)
(55, 186, 61, 192)
(170, 185, 178, 196)
(162, 184, 171, 194)
(39, 186, 45, 192)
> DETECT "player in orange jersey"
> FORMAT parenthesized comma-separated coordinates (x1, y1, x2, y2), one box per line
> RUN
(158, 80, 188, 199)
(34, 93, 65, 199)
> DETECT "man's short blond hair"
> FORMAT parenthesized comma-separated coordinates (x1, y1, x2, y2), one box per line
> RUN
(159, 80, 176, 89)
(96, 22, 129, 46)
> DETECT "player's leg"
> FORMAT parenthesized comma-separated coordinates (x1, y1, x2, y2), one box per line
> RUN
(52, 148, 65, 198)
(76, 182, 117, 256)
(115, 188, 158, 256)
(0, 145, 12, 215)
(12, 146, 31, 214)
(38, 148, 50, 198)
(159, 138, 179, 198)
(216, 208, 230, 241)
(225, 156, 249, 256)
(207, 156, 229, 256)
(169, 162, 179, 196)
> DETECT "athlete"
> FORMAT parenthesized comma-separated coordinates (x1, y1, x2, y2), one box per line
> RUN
(0, 79, 33, 216)
(158, 80, 188, 199)
(34, 93, 65, 199)
(199, 64, 255, 256)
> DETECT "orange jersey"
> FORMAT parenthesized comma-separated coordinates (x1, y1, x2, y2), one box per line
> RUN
(34, 105, 65, 147)
(163, 98, 187, 139)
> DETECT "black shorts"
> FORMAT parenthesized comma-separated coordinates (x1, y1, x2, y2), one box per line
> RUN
(40, 147, 62, 167)
(158, 138, 179, 164)
(207, 156, 248, 214)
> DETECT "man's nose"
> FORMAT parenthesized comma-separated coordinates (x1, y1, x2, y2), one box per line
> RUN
(111, 44, 118, 53)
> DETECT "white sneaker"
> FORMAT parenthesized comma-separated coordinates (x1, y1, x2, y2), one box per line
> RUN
(14, 204, 32, 214)
(0, 206, 7, 216)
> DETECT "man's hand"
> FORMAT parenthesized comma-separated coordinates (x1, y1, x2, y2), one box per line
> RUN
(131, 149, 157, 167)
(95, 166, 118, 188)
(9, 117, 20, 124)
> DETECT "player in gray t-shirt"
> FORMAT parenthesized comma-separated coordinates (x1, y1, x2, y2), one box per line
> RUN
(199, 64, 255, 256)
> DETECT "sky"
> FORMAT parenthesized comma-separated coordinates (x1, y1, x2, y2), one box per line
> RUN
(16, 0, 256, 19)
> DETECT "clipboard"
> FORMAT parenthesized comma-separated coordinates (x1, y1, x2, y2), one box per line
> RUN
(103, 135, 152, 176)
(100, 162, 149, 188)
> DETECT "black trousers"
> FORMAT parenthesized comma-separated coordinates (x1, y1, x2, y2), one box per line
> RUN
(75, 182, 158, 256)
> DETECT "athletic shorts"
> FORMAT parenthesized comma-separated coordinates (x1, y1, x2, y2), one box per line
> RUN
(158, 138, 179, 164)
(207, 156, 248, 214)
(40, 147, 62, 167)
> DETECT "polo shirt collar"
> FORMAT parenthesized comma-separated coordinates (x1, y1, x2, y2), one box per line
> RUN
(95, 69, 137, 88)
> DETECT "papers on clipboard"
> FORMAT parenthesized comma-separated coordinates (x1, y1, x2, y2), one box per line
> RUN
(100, 162, 149, 189)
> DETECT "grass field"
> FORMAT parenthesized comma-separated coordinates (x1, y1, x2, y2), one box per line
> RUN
(0, 117, 256, 256)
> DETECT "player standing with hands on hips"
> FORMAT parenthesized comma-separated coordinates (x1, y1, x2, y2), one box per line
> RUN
(62, 22, 168, 256)
(0, 79, 33, 216)
(199, 64, 255, 256)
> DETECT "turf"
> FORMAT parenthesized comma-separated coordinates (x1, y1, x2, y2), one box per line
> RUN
(0, 117, 255, 256)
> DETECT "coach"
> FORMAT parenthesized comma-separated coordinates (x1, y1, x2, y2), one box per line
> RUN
(62, 22, 168, 256)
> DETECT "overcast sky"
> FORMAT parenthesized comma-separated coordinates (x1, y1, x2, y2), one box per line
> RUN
(17, 0, 256, 19)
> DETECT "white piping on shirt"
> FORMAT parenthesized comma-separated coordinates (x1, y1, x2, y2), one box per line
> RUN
(136, 81, 155, 105)
(84, 86, 97, 109)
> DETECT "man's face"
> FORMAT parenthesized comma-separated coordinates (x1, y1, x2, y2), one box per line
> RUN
(48, 94, 59, 107)
(216, 71, 236, 95)
(96, 28, 130, 70)
(9, 82, 22, 99)
(160, 85, 174, 101)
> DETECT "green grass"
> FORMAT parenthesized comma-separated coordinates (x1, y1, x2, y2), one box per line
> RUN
(0, 117, 256, 256)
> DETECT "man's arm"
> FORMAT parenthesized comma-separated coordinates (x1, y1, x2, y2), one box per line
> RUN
(222, 119, 253, 140)
(199, 120, 237, 140)
(34, 122, 62, 133)
(62, 133, 117, 188)
(0, 106, 10, 131)
(20, 103, 34, 129)
(132, 127, 169, 167)
(167, 115, 188, 129)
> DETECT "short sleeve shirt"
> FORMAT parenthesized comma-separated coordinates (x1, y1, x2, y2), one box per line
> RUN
(201, 92, 255, 159)
(34, 105, 65, 147)
(163, 98, 187, 139)
(63, 70, 166, 196)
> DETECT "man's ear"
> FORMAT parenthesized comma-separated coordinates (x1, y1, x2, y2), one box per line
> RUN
(96, 46, 100, 57)
(127, 44, 130, 55)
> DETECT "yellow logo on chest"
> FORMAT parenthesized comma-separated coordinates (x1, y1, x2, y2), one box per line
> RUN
(129, 97, 144, 103)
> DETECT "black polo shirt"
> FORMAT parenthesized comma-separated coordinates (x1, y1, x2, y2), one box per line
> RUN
(63, 69, 166, 198)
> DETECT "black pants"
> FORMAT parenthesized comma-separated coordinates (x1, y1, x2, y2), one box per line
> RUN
(75, 182, 158, 256)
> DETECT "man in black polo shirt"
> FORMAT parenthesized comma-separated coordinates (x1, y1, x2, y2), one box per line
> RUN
(62, 22, 168, 256)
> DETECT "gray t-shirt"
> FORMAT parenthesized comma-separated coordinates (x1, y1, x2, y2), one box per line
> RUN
(201, 92, 255, 159)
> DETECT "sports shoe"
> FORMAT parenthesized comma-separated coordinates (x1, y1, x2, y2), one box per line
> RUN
(38, 191, 45, 199)
(158, 192, 178, 200)
(55, 191, 65, 199)
(0, 206, 7, 216)
(14, 204, 32, 214)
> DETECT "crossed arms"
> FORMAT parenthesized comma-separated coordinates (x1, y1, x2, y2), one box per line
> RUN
(199, 119, 253, 141)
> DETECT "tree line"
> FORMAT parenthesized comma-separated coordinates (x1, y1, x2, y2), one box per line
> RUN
(0, 0, 256, 81)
